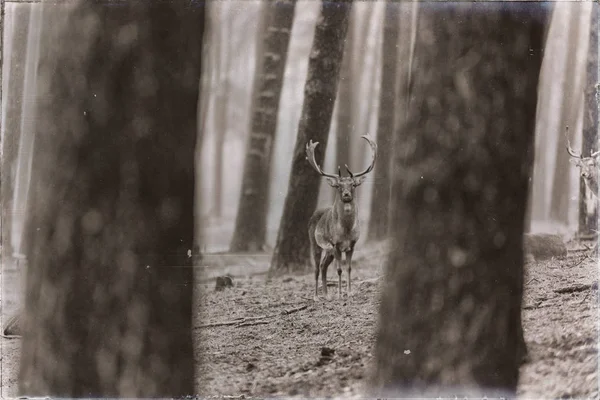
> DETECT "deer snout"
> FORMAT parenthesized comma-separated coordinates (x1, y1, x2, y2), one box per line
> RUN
(341, 190, 352, 202)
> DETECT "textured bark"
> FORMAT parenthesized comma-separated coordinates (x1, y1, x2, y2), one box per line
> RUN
(579, 3, 599, 236)
(335, 8, 354, 169)
(370, 3, 548, 397)
(367, 1, 398, 242)
(1, 4, 30, 259)
(270, 0, 352, 274)
(18, 2, 203, 397)
(230, 0, 297, 252)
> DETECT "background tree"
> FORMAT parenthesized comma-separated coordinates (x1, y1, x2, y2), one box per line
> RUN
(370, 2, 548, 397)
(269, 0, 353, 274)
(367, 1, 399, 242)
(212, 4, 233, 219)
(230, 0, 297, 252)
(1, 5, 30, 261)
(549, 7, 586, 224)
(335, 8, 355, 168)
(579, 3, 598, 237)
(18, 2, 203, 397)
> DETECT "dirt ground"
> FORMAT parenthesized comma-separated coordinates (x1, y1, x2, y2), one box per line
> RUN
(1, 238, 597, 398)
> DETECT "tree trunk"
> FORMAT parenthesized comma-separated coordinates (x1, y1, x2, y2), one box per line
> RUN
(269, 0, 352, 274)
(370, 3, 548, 397)
(230, 0, 297, 252)
(335, 8, 354, 169)
(1, 4, 30, 260)
(19, 2, 203, 397)
(549, 7, 584, 225)
(367, 1, 398, 242)
(579, 3, 599, 236)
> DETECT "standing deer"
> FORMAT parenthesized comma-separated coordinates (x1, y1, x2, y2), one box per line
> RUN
(566, 128, 599, 256)
(306, 135, 377, 300)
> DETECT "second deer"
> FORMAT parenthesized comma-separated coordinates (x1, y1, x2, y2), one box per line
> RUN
(566, 128, 599, 256)
(306, 135, 377, 300)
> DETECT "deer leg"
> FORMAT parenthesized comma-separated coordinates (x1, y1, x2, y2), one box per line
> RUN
(347, 244, 355, 297)
(320, 252, 334, 298)
(334, 247, 343, 299)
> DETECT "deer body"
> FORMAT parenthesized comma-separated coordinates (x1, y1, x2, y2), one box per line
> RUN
(306, 136, 377, 300)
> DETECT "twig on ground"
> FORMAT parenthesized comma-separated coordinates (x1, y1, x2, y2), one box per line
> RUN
(195, 303, 309, 329)
(554, 281, 598, 294)
(237, 321, 270, 328)
(0, 334, 21, 340)
(526, 277, 539, 285)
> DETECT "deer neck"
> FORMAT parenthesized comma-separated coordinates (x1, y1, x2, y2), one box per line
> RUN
(332, 195, 357, 230)
(585, 173, 598, 197)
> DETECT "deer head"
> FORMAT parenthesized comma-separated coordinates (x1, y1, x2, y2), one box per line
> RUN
(305, 135, 377, 203)
(566, 127, 599, 195)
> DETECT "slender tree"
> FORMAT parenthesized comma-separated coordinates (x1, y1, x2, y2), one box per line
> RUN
(579, 3, 599, 236)
(549, 7, 585, 224)
(230, 0, 297, 252)
(1, 5, 30, 262)
(212, 5, 232, 219)
(367, 1, 399, 241)
(270, 0, 353, 274)
(335, 8, 355, 169)
(370, 2, 548, 397)
(18, 2, 203, 397)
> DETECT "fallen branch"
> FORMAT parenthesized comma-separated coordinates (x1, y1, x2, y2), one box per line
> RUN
(554, 281, 598, 294)
(195, 303, 309, 329)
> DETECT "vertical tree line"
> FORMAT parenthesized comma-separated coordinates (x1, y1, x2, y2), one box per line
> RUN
(230, 0, 297, 252)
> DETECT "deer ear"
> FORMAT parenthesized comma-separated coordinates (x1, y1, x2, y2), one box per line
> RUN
(353, 176, 367, 186)
(326, 177, 338, 187)
(569, 158, 581, 166)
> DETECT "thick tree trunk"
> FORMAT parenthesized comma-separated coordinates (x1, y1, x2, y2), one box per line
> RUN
(367, 1, 398, 242)
(335, 8, 354, 169)
(230, 0, 297, 252)
(1, 4, 30, 260)
(579, 3, 599, 236)
(370, 3, 547, 397)
(269, 0, 352, 274)
(19, 2, 203, 397)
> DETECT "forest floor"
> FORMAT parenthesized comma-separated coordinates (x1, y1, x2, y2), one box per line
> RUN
(0, 235, 598, 399)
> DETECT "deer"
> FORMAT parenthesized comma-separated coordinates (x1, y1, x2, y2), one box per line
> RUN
(566, 127, 599, 256)
(306, 135, 377, 300)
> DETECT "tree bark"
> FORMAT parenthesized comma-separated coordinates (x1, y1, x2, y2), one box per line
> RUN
(335, 8, 354, 169)
(269, 0, 352, 274)
(19, 2, 203, 397)
(367, 1, 398, 242)
(370, 3, 548, 397)
(579, 3, 599, 236)
(1, 4, 30, 260)
(230, 0, 297, 252)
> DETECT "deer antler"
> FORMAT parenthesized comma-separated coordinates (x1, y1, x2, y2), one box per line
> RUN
(345, 135, 378, 178)
(305, 140, 338, 179)
(565, 126, 582, 159)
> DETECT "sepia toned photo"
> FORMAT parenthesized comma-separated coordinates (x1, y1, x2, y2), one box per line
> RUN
(0, 0, 597, 398)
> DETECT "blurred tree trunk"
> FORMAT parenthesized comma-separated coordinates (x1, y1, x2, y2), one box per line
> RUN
(549, 9, 583, 224)
(230, 0, 297, 252)
(1, 5, 31, 260)
(335, 9, 354, 169)
(269, 0, 352, 274)
(579, 3, 599, 237)
(370, 3, 547, 397)
(212, 7, 232, 219)
(19, 2, 203, 397)
(367, 1, 398, 241)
